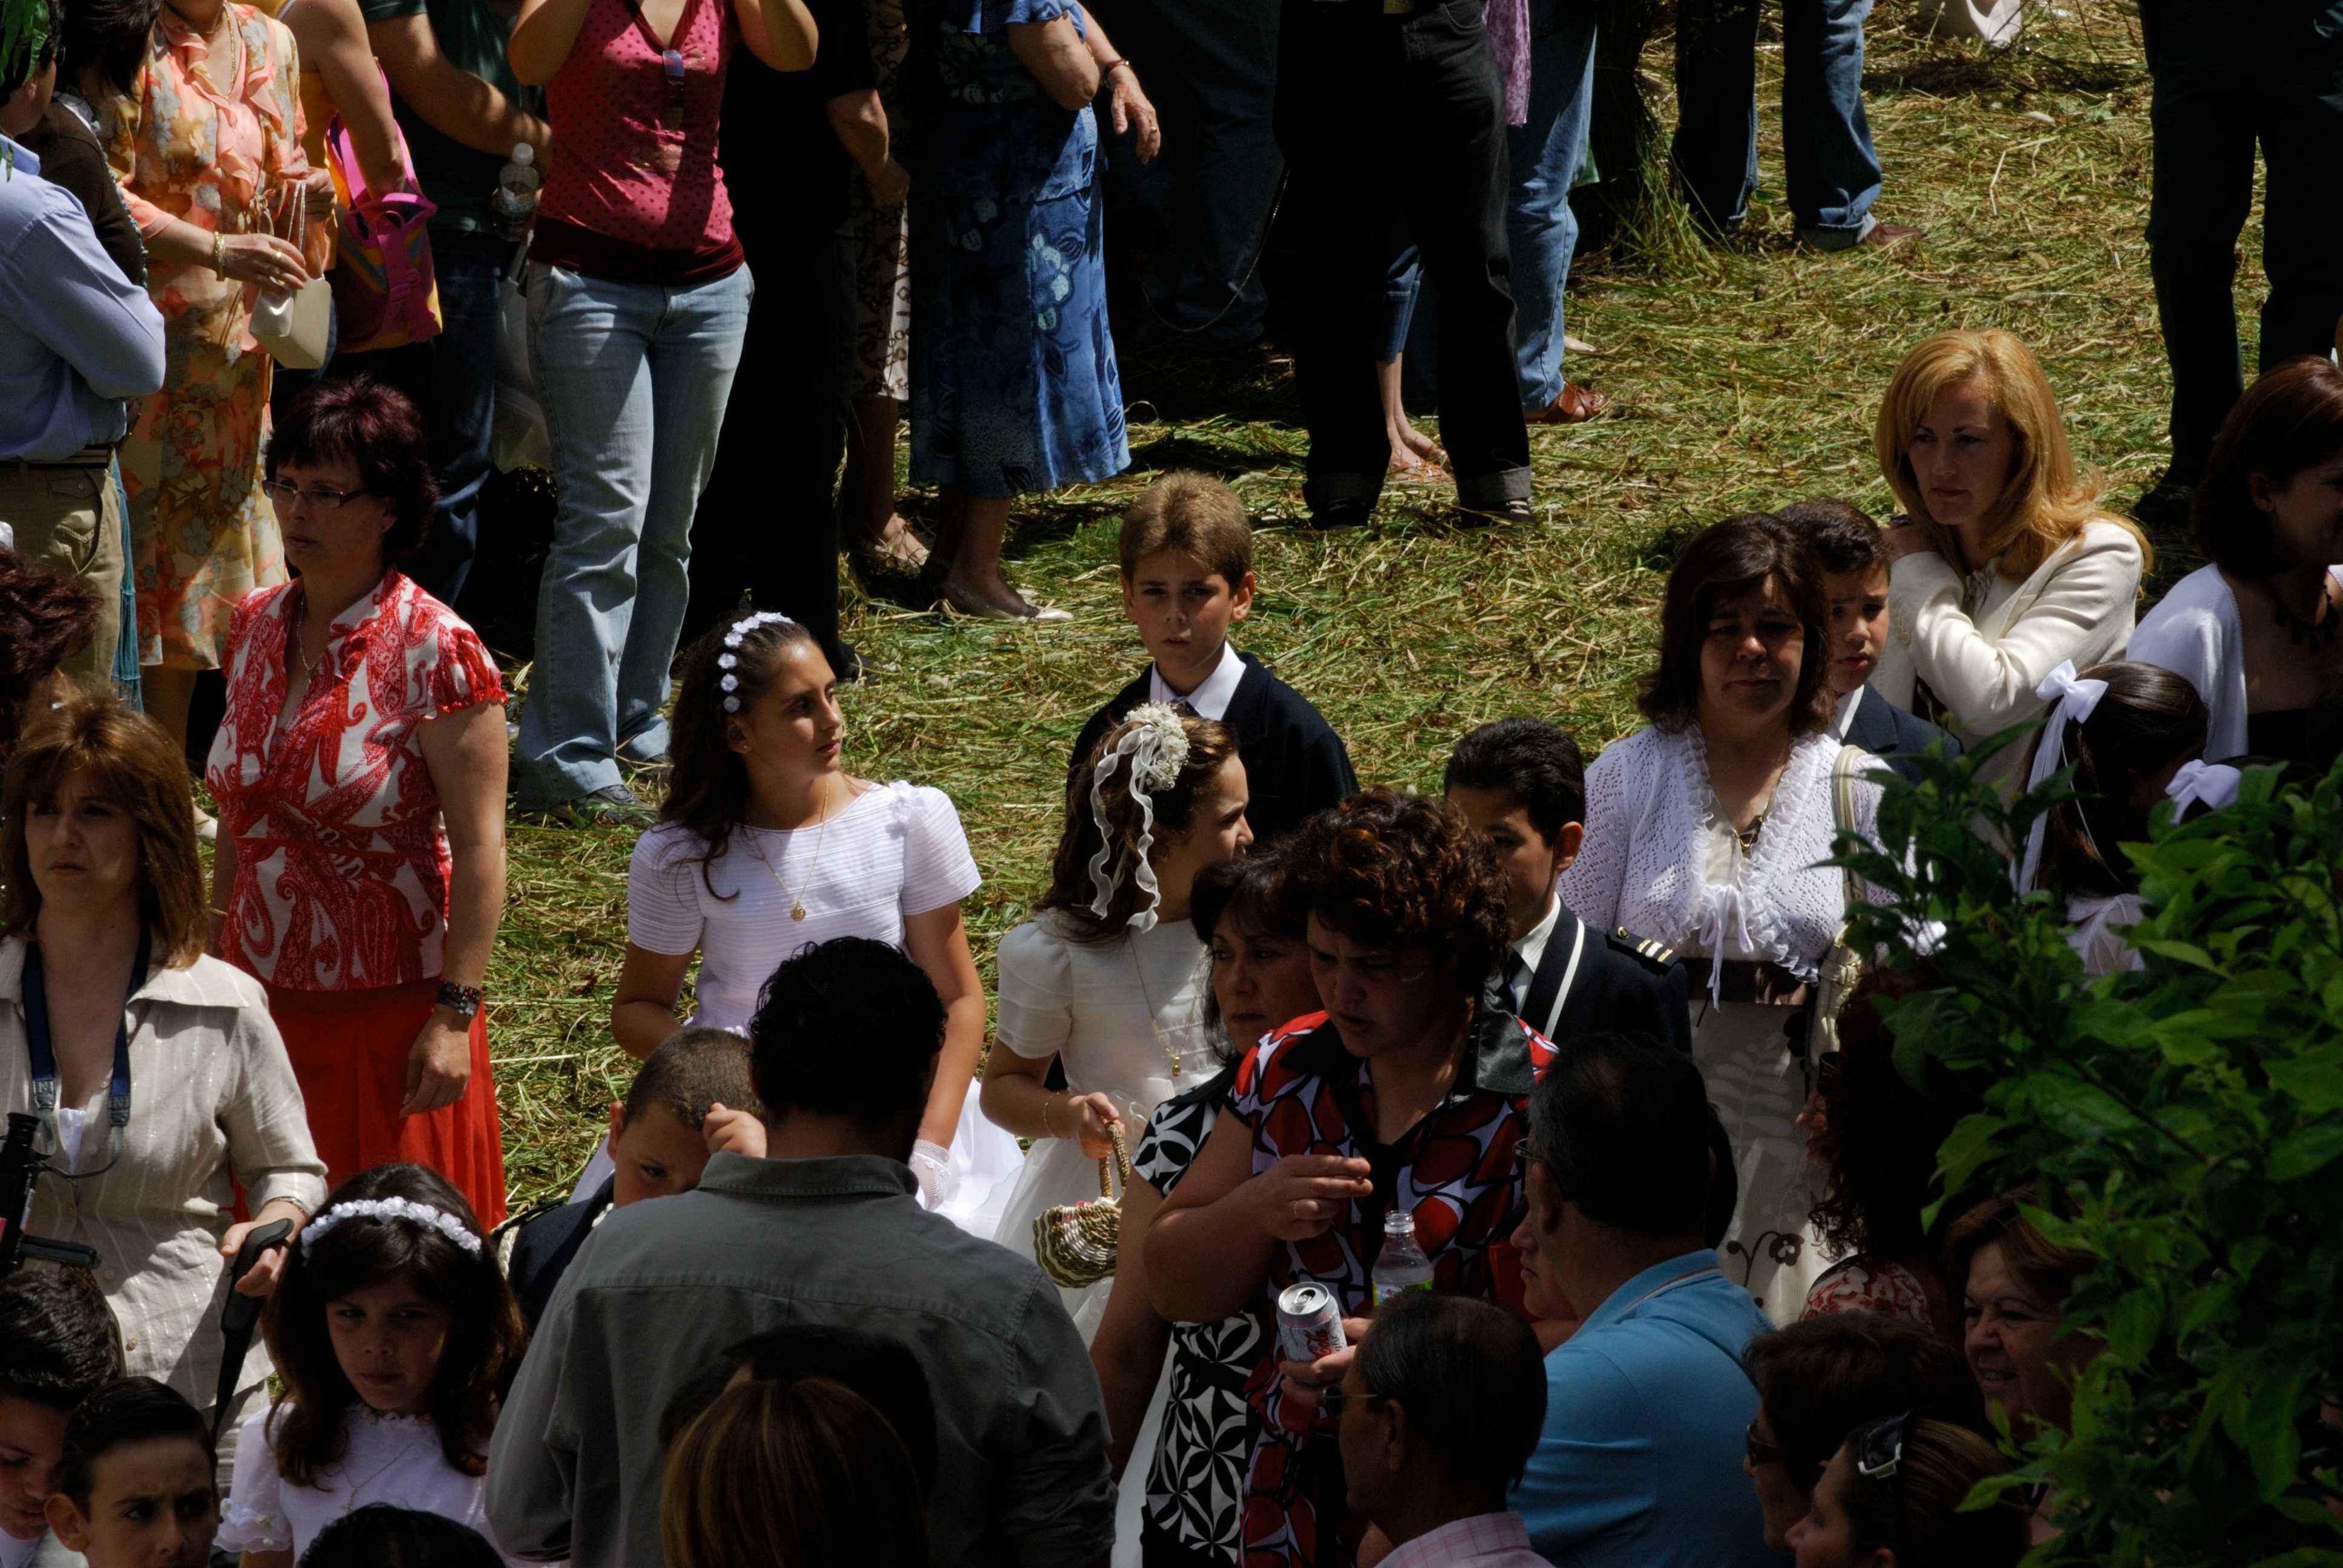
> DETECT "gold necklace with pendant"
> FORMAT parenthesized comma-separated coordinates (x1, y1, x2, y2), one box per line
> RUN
(749, 780, 839, 921)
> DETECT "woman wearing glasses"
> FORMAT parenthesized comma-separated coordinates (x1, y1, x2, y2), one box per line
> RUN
(1784, 1413, 2028, 1567)
(205, 378, 513, 1226)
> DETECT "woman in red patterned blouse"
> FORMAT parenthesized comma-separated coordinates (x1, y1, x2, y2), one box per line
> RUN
(1146, 789, 1556, 1568)
(205, 379, 512, 1225)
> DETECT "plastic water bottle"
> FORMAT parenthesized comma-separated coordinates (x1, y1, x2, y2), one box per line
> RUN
(491, 143, 540, 241)
(1371, 1210, 1435, 1308)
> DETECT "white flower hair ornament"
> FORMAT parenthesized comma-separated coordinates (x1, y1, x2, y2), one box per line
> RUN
(298, 1197, 483, 1258)
(1084, 704, 1191, 935)
(718, 612, 798, 712)
(2014, 659, 2109, 897)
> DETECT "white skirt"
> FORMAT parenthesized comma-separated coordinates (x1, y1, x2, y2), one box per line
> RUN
(1693, 998, 1830, 1327)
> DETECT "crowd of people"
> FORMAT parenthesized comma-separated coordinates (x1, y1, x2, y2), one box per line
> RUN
(4, 0, 2341, 1556)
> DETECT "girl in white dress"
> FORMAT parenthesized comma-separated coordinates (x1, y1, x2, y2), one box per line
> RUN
(1563, 514, 1885, 1324)
(983, 705, 1253, 1339)
(609, 612, 1019, 1230)
(219, 1165, 529, 1565)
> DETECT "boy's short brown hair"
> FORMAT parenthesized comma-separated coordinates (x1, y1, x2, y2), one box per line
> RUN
(1775, 497, 1884, 576)
(1118, 472, 1252, 586)
(626, 1027, 762, 1131)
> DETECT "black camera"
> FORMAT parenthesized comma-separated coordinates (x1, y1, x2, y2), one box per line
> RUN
(0, 1112, 100, 1276)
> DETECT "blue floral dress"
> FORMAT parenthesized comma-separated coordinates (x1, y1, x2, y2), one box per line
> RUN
(903, 0, 1129, 498)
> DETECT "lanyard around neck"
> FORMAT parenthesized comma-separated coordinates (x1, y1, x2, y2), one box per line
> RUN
(22, 929, 149, 1179)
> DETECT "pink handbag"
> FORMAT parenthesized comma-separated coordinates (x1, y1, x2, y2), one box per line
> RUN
(324, 94, 442, 352)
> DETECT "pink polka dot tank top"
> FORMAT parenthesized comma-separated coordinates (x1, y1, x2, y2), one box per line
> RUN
(536, 0, 741, 279)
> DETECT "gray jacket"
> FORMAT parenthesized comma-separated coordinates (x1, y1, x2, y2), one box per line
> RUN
(485, 1152, 1115, 1568)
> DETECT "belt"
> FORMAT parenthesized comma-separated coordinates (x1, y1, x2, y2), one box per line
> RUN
(8, 443, 118, 471)
(1682, 958, 1810, 1008)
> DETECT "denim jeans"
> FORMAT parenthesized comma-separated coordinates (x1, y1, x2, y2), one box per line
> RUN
(514, 262, 753, 809)
(2145, 5, 2343, 484)
(1277, 0, 1531, 514)
(331, 227, 506, 609)
(1673, 0, 1882, 245)
(1507, 0, 1597, 407)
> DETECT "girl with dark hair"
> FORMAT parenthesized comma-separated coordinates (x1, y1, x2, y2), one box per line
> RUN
(221, 1165, 526, 1563)
(2131, 356, 2343, 766)
(0, 552, 102, 768)
(1786, 1414, 2028, 1568)
(982, 706, 1250, 1335)
(1562, 512, 1887, 1323)
(609, 612, 1017, 1229)
(2012, 660, 2208, 976)
(206, 377, 511, 1226)
(1092, 851, 1316, 1567)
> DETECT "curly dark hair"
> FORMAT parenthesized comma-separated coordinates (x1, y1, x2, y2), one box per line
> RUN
(659, 613, 827, 897)
(261, 1166, 525, 1489)
(1808, 967, 1975, 1266)
(0, 552, 102, 761)
(1640, 512, 1835, 736)
(1282, 788, 1510, 998)
(266, 377, 439, 566)
(1040, 711, 1240, 943)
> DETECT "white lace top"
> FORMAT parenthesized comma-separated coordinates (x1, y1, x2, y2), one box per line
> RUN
(1561, 726, 1884, 980)
(218, 1403, 514, 1562)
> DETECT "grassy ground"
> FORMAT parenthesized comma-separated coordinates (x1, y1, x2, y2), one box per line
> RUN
(485, 0, 2246, 1207)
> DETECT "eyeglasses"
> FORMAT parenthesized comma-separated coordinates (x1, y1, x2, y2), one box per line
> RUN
(1745, 1420, 1786, 1468)
(262, 480, 373, 512)
(1501, 1148, 1561, 1237)
(1853, 1411, 1913, 1558)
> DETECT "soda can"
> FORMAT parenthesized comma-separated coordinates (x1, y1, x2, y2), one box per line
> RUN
(1276, 1281, 1347, 1367)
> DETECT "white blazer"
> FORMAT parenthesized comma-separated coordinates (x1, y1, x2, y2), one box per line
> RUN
(2127, 562, 2343, 762)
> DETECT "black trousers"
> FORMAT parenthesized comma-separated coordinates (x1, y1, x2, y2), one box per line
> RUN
(683, 218, 853, 664)
(2145, 4, 2343, 486)
(1274, 0, 1530, 515)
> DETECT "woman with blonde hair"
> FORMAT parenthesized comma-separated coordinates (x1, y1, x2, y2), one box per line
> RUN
(1872, 330, 2149, 784)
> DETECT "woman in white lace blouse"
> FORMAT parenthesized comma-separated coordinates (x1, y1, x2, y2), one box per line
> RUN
(1561, 514, 1884, 1322)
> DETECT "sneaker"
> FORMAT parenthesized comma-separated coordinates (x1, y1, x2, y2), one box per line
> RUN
(1454, 498, 1535, 528)
(532, 784, 654, 828)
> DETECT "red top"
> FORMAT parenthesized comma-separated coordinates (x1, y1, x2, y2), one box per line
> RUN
(206, 573, 507, 991)
(534, 0, 744, 284)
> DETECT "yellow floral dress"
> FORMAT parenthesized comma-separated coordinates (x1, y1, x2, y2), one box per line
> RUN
(99, 7, 309, 670)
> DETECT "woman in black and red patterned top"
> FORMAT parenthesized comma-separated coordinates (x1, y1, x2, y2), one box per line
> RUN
(1145, 789, 1557, 1568)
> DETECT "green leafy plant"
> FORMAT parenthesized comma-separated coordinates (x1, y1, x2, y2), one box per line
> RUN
(1833, 737, 2343, 1566)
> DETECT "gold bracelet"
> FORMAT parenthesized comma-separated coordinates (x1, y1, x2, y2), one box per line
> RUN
(1040, 1092, 1060, 1139)
(211, 232, 226, 276)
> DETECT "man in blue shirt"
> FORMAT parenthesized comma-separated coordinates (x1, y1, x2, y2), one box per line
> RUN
(0, 114, 164, 690)
(1508, 1032, 1782, 1566)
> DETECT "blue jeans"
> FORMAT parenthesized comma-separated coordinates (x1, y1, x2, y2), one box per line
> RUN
(514, 262, 753, 809)
(1507, 0, 1597, 407)
(108, 458, 140, 711)
(1672, 0, 1881, 246)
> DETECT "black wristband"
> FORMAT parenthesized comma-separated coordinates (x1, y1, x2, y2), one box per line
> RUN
(436, 981, 483, 1020)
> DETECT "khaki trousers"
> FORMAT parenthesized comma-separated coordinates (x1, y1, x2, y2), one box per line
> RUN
(1, 458, 124, 693)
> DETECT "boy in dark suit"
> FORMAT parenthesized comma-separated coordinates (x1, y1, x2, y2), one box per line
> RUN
(1067, 472, 1358, 844)
(1777, 498, 1961, 785)
(1444, 717, 1693, 1054)
(498, 1027, 760, 1328)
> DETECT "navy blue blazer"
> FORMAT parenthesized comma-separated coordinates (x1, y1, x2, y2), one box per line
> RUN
(1841, 684, 1961, 785)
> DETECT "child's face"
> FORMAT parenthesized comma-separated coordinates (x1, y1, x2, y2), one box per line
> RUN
(44, 1439, 216, 1567)
(1821, 566, 1891, 697)
(0, 1395, 69, 1542)
(1121, 550, 1254, 694)
(1445, 785, 1580, 940)
(606, 1102, 713, 1207)
(327, 1278, 454, 1416)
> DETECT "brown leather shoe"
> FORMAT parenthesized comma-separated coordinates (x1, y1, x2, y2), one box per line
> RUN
(1858, 221, 1922, 250)
(1527, 382, 1612, 425)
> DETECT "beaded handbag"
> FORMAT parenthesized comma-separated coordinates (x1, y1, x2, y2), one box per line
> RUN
(1034, 1126, 1133, 1289)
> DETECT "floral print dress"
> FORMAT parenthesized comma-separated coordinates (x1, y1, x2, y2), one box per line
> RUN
(902, 0, 1129, 498)
(99, 5, 307, 669)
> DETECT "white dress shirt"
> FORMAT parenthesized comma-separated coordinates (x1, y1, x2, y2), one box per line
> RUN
(1832, 684, 1865, 739)
(1380, 1511, 1555, 1568)
(1147, 639, 1245, 719)
(1506, 894, 1562, 1008)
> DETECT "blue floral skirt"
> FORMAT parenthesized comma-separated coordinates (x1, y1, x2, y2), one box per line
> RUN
(908, 180, 1130, 499)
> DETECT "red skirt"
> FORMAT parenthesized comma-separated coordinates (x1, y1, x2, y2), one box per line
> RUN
(267, 978, 508, 1229)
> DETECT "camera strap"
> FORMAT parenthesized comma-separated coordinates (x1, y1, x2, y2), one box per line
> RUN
(21, 930, 148, 1180)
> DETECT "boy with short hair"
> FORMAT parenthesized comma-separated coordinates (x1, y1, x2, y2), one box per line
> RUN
(1443, 718, 1690, 1053)
(1068, 471, 1358, 845)
(501, 1027, 763, 1327)
(41, 1379, 215, 1568)
(0, 1267, 123, 1567)
(1775, 498, 1961, 785)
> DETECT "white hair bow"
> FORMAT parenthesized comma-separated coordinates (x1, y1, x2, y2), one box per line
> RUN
(2166, 759, 2242, 818)
(2014, 660, 2109, 896)
(1084, 704, 1191, 935)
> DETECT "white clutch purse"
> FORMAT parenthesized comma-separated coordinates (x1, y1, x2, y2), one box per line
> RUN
(251, 185, 333, 371)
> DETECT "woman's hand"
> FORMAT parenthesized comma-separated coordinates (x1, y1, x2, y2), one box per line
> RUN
(299, 165, 338, 211)
(1104, 63, 1159, 162)
(218, 1204, 306, 1298)
(1882, 522, 1938, 564)
(703, 1102, 767, 1158)
(1276, 1315, 1369, 1413)
(1246, 1153, 1374, 1242)
(401, 1009, 473, 1117)
(1060, 1091, 1124, 1160)
(217, 232, 313, 295)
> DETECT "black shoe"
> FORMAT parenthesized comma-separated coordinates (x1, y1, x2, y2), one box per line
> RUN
(1306, 500, 1373, 531)
(832, 640, 865, 684)
(2132, 479, 2194, 534)
(1455, 497, 1535, 528)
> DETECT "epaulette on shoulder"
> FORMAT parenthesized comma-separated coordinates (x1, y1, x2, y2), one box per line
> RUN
(1613, 926, 1678, 973)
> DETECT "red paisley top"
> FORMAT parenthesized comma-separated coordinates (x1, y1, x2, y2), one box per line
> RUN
(1228, 995, 1556, 1568)
(206, 572, 506, 991)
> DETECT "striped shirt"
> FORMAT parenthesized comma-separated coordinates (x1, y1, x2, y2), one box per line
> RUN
(0, 938, 327, 1413)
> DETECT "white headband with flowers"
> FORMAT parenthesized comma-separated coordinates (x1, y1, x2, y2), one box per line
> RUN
(299, 1197, 482, 1257)
(718, 612, 798, 713)
(1086, 703, 1190, 935)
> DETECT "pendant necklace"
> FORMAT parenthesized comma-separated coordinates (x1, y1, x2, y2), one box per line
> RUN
(2267, 577, 2341, 651)
(750, 781, 838, 921)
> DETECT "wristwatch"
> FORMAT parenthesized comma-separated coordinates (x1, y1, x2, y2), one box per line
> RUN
(436, 981, 483, 1021)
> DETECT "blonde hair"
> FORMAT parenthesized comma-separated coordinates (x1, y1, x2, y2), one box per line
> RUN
(1118, 472, 1253, 586)
(1873, 329, 2148, 583)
